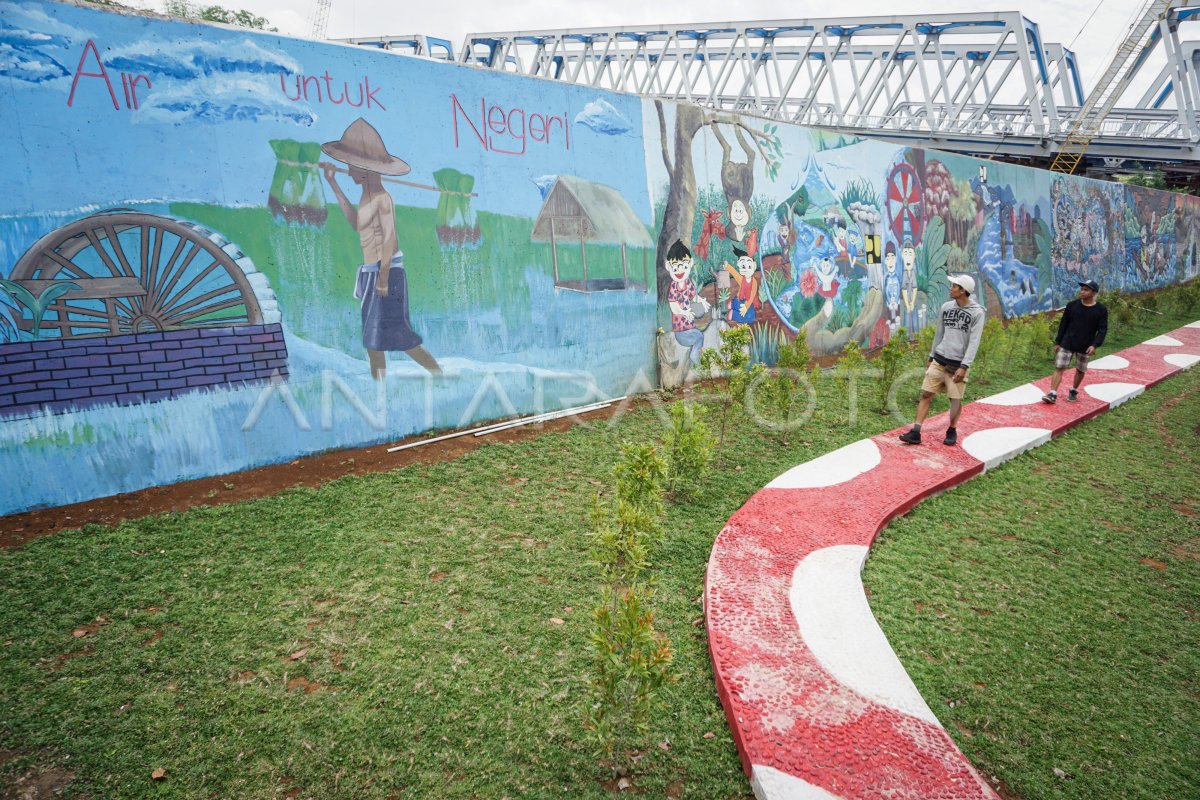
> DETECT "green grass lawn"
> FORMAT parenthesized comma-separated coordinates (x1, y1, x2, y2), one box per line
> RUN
(1, 297, 1197, 799)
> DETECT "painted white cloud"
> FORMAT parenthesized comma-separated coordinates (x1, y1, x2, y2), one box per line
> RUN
(0, 39, 68, 82)
(134, 76, 315, 126)
(98, 37, 314, 126)
(573, 98, 631, 135)
(0, 3, 82, 84)
(0, 2, 90, 41)
(106, 37, 302, 80)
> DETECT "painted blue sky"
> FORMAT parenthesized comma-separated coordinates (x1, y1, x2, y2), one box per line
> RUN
(0, 0, 650, 222)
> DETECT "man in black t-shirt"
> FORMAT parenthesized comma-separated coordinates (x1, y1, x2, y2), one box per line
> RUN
(1042, 280, 1109, 403)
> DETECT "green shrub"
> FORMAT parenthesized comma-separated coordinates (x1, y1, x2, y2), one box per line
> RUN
(756, 330, 816, 434)
(1023, 313, 1055, 365)
(588, 444, 674, 777)
(700, 326, 766, 452)
(1105, 290, 1137, 326)
(873, 330, 914, 413)
(663, 402, 715, 500)
(1001, 316, 1027, 371)
(1176, 280, 1200, 313)
(833, 340, 870, 424)
(915, 324, 936, 363)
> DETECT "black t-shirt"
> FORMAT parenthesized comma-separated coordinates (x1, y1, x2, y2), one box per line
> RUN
(1056, 300, 1108, 353)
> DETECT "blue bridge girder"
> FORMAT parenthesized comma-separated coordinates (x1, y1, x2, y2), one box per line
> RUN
(339, 10, 1200, 165)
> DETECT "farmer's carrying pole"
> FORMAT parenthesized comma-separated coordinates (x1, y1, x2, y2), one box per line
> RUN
(267, 118, 477, 230)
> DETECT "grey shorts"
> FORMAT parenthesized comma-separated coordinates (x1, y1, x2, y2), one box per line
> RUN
(1054, 348, 1090, 372)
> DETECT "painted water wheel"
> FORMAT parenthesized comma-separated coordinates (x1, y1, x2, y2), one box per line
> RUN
(9, 210, 262, 338)
(885, 162, 924, 246)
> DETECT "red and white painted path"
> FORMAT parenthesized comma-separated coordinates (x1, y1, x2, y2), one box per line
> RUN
(704, 322, 1200, 800)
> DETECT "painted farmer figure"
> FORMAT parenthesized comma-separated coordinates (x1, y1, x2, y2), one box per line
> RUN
(899, 274, 985, 447)
(321, 118, 441, 379)
(1042, 280, 1108, 404)
(665, 240, 710, 366)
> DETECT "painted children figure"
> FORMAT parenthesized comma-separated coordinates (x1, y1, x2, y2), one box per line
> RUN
(900, 238, 920, 334)
(883, 242, 902, 328)
(869, 241, 902, 347)
(321, 118, 440, 379)
(665, 240, 710, 366)
(834, 219, 863, 276)
(724, 246, 761, 325)
(727, 195, 758, 253)
(814, 255, 840, 319)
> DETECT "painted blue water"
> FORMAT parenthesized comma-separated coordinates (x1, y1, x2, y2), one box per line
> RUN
(0, 311, 655, 515)
(976, 210, 1041, 318)
(0, 250, 656, 515)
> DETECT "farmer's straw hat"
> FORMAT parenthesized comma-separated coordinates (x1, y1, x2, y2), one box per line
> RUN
(321, 118, 411, 176)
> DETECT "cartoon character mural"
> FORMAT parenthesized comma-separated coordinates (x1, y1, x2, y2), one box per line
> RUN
(725, 246, 761, 325)
(650, 101, 784, 379)
(888, 152, 934, 338)
(749, 141, 890, 357)
(879, 241, 902, 340)
(650, 118, 903, 367)
(664, 240, 710, 367)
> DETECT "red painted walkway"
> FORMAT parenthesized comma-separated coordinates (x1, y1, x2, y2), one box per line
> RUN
(704, 322, 1200, 800)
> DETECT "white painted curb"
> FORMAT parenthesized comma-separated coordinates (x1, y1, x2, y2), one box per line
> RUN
(1084, 382, 1146, 407)
(766, 439, 882, 489)
(791, 545, 940, 725)
(961, 427, 1052, 470)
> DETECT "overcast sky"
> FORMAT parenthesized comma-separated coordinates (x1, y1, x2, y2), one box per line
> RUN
(168, 0, 1152, 95)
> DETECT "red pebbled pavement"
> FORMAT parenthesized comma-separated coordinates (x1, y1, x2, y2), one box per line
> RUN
(704, 322, 1200, 800)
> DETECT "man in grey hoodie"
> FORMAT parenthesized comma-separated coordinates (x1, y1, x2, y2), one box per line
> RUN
(898, 274, 985, 446)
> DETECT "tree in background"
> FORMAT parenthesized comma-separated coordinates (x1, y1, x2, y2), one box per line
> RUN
(163, 0, 276, 30)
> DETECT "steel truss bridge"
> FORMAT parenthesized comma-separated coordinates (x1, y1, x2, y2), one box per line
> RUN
(341, 9, 1200, 170)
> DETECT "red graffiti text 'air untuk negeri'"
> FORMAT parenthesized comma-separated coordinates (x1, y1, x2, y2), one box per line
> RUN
(450, 94, 569, 156)
(67, 39, 151, 110)
(279, 72, 385, 110)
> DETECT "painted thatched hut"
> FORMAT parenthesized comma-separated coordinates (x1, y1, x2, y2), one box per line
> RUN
(531, 175, 653, 292)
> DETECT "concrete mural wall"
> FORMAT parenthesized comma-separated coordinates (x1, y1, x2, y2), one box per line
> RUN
(644, 102, 1197, 382)
(1, 0, 1195, 515)
(0, 0, 657, 515)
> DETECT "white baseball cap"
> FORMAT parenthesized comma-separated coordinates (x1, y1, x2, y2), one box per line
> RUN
(949, 274, 976, 294)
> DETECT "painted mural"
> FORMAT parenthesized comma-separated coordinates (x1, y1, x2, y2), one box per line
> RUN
(1124, 185, 1177, 291)
(0, 0, 655, 515)
(644, 101, 1187, 382)
(1, 0, 1196, 515)
(1176, 193, 1200, 282)
(1051, 177, 1126, 303)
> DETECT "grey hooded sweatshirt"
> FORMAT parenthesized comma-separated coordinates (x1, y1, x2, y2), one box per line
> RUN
(929, 298, 985, 369)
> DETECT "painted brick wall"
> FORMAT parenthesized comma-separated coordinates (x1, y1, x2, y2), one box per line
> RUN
(0, 324, 288, 419)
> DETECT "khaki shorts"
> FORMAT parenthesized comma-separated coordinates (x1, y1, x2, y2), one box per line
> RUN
(921, 361, 967, 400)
